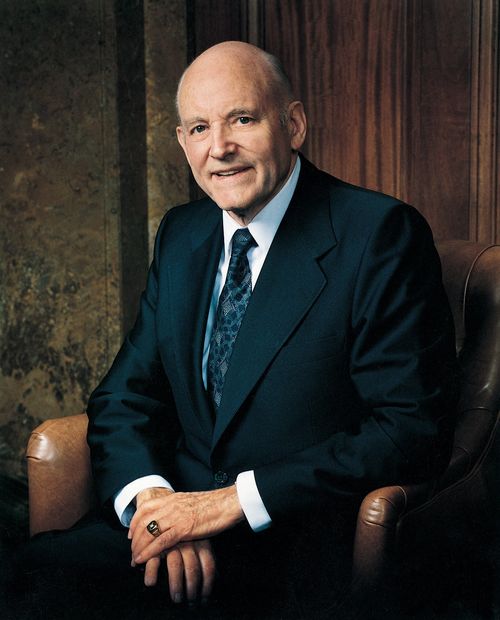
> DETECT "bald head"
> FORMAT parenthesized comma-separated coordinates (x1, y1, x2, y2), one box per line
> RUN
(176, 41, 294, 119)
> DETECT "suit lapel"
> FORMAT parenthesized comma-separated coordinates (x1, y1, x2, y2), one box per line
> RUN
(168, 201, 222, 435)
(212, 162, 337, 450)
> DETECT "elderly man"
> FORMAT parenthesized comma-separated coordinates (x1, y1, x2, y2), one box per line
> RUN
(17, 41, 457, 618)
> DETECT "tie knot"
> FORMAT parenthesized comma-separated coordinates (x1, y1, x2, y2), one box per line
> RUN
(230, 228, 255, 259)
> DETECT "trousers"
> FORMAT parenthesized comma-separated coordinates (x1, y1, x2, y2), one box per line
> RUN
(7, 508, 366, 620)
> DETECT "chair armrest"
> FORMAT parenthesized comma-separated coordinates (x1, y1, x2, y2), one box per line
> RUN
(352, 413, 500, 588)
(26, 414, 95, 536)
(352, 482, 432, 587)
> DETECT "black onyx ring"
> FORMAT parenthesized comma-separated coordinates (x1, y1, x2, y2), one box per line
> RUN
(146, 520, 161, 538)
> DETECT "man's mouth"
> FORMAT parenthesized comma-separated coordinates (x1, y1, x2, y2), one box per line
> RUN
(213, 167, 250, 178)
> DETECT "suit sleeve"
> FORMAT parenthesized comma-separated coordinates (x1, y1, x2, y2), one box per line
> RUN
(253, 205, 458, 522)
(87, 213, 180, 507)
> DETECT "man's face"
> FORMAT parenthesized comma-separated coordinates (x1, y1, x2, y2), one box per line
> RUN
(176, 50, 306, 223)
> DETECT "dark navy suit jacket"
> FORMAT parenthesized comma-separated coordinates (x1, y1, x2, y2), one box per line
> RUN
(87, 158, 457, 527)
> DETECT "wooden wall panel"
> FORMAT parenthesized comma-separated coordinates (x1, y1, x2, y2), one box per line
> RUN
(188, 0, 243, 56)
(407, 0, 473, 240)
(185, 0, 499, 243)
(188, 0, 265, 54)
(469, 0, 499, 243)
(264, 0, 407, 199)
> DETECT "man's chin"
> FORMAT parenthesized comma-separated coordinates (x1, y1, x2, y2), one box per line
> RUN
(208, 190, 266, 223)
(227, 205, 251, 217)
(215, 199, 251, 216)
(219, 203, 266, 225)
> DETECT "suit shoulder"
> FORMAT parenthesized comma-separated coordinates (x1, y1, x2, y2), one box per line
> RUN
(329, 175, 402, 213)
(163, 197, 218, 226)
(321, 174, 427, 232)
(302, 165, 432, 246)
(156, 197, 219, 239)
(302, 159, 406, 216)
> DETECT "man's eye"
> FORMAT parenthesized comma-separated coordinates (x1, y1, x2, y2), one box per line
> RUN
(238, 117, 252, 125)
(191, 125, 206, 134)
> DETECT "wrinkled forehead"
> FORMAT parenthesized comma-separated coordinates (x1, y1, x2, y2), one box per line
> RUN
(177, 52, 278, 119)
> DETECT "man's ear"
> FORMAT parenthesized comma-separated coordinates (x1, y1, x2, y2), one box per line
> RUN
(287, 101, 307, 151)
(176, 126, 187, 152)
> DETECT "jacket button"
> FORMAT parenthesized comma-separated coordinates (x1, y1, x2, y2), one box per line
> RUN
(214, 471, 229, 485)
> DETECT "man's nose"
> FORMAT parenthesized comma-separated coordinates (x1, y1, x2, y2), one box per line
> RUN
(209, 123, 236, 159)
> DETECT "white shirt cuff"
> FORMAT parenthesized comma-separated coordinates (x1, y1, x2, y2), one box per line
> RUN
(113, 475, 173, 527)
(235, 470, 272, 532)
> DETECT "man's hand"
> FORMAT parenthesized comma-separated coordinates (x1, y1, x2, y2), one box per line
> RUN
(131, 488, 217, 604)
(142, 539, 216, 604)
(129, 485, 244, 565)
(128, 486, 244, 603)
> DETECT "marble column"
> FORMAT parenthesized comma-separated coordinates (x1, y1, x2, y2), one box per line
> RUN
(0, 0, 190, 515)
(0, 0, 121, 483)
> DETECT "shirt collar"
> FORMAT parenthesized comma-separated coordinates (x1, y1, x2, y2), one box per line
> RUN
(222, 156, 301, 257)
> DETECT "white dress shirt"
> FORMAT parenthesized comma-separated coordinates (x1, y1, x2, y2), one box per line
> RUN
(114, 157, 301, 531)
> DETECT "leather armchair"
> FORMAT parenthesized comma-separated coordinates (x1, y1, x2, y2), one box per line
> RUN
(353, 241, 500, 595)
(26, 241, 500, 593)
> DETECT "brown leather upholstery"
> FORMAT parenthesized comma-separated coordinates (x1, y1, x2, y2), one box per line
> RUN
(26, 414, 94, 536)
(26, 241, 500, 588)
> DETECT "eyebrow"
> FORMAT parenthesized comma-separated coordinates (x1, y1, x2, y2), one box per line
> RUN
(183, 108, 259, 126)
(227, 108, 256, 118)
(183, 116, 207, 126)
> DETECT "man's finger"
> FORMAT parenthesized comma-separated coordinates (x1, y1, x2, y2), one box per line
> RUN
(131, 516, 165, 557)
(143, 556, 161, 587)
(198, 541, 216, 601)
(129, 506, 161, 539)
(134, 525, 179, 565)
(178, 543, 202, 603)
(166, 547, 184, 604)
(129, 491, 172, 537)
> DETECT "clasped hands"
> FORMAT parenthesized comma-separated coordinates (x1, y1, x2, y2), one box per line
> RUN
(128, 486, 244, 604)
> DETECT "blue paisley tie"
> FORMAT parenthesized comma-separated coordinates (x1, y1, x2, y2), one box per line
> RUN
(207, 228, 256, 409)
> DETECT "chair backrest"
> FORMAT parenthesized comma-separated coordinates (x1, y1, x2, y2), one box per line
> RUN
(435, 241, 500, 487)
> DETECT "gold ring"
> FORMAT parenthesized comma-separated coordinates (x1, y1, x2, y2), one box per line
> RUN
(146, 520, 161, 538)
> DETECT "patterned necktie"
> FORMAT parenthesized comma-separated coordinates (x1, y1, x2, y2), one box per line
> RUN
(207, 228, 256, 409)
